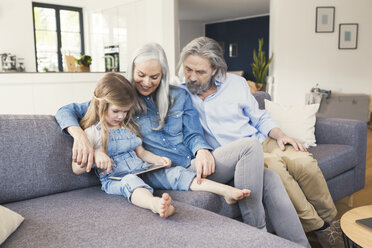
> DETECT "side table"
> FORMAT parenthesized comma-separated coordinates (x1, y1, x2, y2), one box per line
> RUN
(341, 205, 372, 247)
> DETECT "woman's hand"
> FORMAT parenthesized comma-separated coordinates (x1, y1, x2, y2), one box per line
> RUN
(67, 126, 94, 172)
(195, 149, 215, 184)
(94, 151, 114, 174)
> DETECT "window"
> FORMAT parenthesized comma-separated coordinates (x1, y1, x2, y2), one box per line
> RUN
(32, 2, 84, 72)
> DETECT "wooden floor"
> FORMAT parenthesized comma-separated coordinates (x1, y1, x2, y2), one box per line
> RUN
(309, 124, 372, 247)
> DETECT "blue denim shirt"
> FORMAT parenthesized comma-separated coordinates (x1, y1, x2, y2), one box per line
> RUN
(55, 85, 212, 168)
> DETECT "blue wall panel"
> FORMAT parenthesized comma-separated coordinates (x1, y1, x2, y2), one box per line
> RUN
(205, 16, 270, 81)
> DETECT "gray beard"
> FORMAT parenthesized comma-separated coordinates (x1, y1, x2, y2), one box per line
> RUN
(186, 76, 216, 95)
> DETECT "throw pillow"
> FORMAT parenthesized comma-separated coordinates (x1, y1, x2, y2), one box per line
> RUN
(0, 205, 24, 245)
(264, 99, 320, 148)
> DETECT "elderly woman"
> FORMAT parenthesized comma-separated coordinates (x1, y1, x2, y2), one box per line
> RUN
(55, 43, 309, 247)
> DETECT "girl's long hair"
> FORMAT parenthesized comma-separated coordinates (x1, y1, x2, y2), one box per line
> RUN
(80, 72, 139, 153)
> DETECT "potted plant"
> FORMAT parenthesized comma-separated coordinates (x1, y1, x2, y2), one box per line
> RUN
(75, 55, 92, 72)
(251, 38, 273, 91)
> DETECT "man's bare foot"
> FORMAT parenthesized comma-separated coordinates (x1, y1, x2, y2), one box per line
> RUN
(153, 193, 175, 218)
(223, 187, 251, 205)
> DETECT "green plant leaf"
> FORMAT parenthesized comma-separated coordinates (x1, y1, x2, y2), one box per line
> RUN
(250, 38, 273, 85)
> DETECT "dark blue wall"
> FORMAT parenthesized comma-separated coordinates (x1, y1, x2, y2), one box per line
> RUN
(205, 16, 270, 81)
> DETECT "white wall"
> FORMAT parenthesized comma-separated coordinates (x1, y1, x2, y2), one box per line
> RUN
(0, 73, 101, 115)
(0, 0, 36, 72)
(87, 0, 178, 74)
(179, 21, 205, 54)
(270, 0, 372, 105)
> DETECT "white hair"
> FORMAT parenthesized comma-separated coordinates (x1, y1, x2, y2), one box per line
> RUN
(127, 42, 173, 130)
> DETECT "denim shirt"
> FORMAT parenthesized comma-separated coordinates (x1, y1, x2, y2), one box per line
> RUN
(55, 85, 212, 168)
(96, 127, 151, 178)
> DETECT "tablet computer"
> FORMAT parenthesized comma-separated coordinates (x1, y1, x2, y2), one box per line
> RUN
(356, 217, 372, 230)
(108, 164, 168, 181)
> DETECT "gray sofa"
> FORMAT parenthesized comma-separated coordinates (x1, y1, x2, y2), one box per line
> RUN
(0, 115, 299, 248)
(0, 92, 366, 247)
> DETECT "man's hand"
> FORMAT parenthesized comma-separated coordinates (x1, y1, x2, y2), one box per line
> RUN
(194, 149, 215, 184)
(94, 151, 114, 174)
(67, 126, 94, 172)
(269, 127, 307, 152)
(276, 135, 307, 152)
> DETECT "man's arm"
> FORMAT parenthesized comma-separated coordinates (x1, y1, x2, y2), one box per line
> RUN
(238, 79, 306, 152)
(55, 101, 95, 171)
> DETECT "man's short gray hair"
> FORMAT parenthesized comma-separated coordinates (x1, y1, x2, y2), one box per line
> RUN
(177, 37, 227, 80)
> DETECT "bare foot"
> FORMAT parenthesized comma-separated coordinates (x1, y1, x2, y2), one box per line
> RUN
(153, 193, 175, 218)
(223, 187, 251, 205)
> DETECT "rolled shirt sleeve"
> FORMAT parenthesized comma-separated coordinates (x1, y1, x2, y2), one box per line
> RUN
(55, 101, 90, 135)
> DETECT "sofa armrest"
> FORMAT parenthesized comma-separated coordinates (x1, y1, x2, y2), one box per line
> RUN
(315, 117, 367, 194)
(252, 91, 271, 110)
(315, 117, 367, 147)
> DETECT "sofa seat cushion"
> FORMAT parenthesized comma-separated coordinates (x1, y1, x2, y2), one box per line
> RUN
(154, 190, 241, 219)
(3, 187, 300, 248)
(309, 144, 357, 180)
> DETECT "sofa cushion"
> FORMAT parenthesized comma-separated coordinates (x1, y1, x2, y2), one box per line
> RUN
(309, 144, 357, 180)
(264, 100, 319, 148)
(0, 206, 24, 245)
(3, 187, 300, 248)
(0, 115, 100, 204)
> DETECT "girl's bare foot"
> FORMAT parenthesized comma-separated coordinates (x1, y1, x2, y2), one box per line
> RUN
(224, 187, 251, 205)
(153, 193, 175, 218)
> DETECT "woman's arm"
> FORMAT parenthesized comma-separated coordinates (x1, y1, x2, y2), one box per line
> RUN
(181, 91, 215, 183)
(134, 145, 171, 167)
(55, 101, 95, 171)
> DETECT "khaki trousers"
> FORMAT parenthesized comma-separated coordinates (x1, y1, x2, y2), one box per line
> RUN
(262, 138, 337, 232)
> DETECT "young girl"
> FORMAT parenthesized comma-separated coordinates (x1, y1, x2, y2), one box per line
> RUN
(72, 72, 250, 218)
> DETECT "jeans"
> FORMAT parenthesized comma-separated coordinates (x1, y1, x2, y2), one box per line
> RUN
(189, 138, 310, 248)
(101, 166, 196, 203)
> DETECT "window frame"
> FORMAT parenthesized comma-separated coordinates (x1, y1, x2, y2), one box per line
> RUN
(32, 2, 85, 72)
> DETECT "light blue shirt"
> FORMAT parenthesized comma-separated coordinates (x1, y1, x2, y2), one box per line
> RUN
(181, 73, 279, 149)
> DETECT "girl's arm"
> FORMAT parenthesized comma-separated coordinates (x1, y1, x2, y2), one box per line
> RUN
(134, 145, 171, 167)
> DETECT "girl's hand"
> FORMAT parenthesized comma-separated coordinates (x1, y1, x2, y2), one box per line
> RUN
(95, 151, 114, 174)
(159, 157, 172, 168)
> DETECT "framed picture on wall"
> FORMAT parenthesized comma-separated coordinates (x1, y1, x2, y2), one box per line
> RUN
(339, 23, 358, 49)
(229, 43, 238, 57)
(315, 7, 335, 33)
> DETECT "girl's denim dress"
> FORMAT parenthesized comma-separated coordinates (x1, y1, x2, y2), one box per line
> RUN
(98, 128, 196, 203)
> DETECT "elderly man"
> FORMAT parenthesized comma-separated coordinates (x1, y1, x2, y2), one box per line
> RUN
(177, 36, 342, 248)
